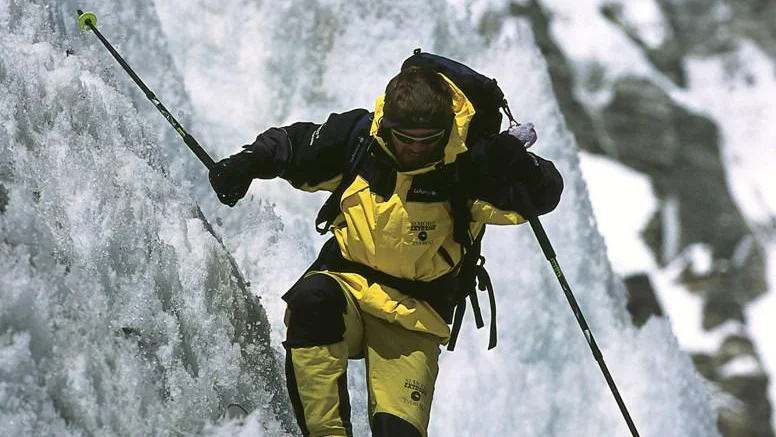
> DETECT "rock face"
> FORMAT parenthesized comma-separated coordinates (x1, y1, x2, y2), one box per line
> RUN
(513, 1, 775, 436)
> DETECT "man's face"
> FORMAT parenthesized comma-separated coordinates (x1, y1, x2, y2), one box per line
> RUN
(389, 128, 446, 170)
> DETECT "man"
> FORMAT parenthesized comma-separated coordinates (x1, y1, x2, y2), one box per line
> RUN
(209, 66, 563, 437)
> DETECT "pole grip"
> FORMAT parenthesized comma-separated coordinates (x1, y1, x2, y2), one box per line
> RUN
(516, 184, 556, 259)
(528, 216, 556, 260)
(185, 134, 216, 170)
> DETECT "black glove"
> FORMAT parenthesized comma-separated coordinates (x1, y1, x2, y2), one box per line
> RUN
(488, 131, 542, 184)
(209, 157, 253, 207)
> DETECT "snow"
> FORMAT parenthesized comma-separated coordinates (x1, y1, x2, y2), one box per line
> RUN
(686, 244, 714, 276)
(578, 152, 657, 275)
(538, 0, 668, 110)
(685, 40, 776, 224)
(614, 0, 669, 49)
(719, 355, 764, 379)
(578, 156, 747, 354)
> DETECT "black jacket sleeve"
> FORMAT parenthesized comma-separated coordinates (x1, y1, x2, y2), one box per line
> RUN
(467, 135, 564, 217)
(230, 108, 370, 190)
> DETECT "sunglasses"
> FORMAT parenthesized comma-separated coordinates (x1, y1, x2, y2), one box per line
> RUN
(391, 129, 446, 145)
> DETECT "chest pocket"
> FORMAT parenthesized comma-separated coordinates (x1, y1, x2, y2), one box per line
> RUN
(338, 159, 458, 274)
(406, 165, 456, 203)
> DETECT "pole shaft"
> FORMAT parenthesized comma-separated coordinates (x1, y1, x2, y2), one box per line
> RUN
(80, 14, 215, 169)
(528, 216, 641, 437)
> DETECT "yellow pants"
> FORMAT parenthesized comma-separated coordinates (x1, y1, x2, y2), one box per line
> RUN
(283, 273, 442, 437)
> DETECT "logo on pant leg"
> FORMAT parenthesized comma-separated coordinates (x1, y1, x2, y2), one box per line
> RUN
(403, 379, 427, 405)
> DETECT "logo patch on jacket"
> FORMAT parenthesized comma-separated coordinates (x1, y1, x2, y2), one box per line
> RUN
(406, 168, 454, 202)
(410, 221, 437, 245)
(407, 186, 447, 202)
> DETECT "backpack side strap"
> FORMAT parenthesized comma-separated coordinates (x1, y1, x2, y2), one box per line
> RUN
(315, 113, 374, 234)
(446, 227, 497, 351)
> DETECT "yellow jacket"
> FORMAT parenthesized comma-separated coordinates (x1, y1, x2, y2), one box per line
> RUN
(238, 74, 563, 342)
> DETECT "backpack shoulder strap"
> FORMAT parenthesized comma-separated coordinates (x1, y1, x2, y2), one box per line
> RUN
(315, 113, 374, 234)
(449, 151, 473, 250)
(446, 153, 498, 351)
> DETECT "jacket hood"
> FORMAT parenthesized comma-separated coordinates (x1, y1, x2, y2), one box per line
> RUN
(370, 73, 476, 174)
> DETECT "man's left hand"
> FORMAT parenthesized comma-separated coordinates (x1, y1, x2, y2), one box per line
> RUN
(489, 131, 542, 184)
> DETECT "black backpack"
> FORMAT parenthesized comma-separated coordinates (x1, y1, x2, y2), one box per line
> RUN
(316, 49, 517, 350)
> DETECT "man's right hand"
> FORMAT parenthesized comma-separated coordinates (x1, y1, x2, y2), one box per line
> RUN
(209, 158, 252, 207)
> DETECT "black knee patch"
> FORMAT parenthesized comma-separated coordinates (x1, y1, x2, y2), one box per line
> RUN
(283, 273, 346, 347)
(372, 412, 422, 437)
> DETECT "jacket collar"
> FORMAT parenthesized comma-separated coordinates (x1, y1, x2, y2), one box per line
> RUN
(369, 73, 476, 174)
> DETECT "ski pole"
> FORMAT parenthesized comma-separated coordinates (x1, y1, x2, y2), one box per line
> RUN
(519, 188, 641, 437)
(76, 10, 215, 170)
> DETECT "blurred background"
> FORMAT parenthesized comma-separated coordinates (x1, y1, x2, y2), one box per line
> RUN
(514, 2, 776, 436)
